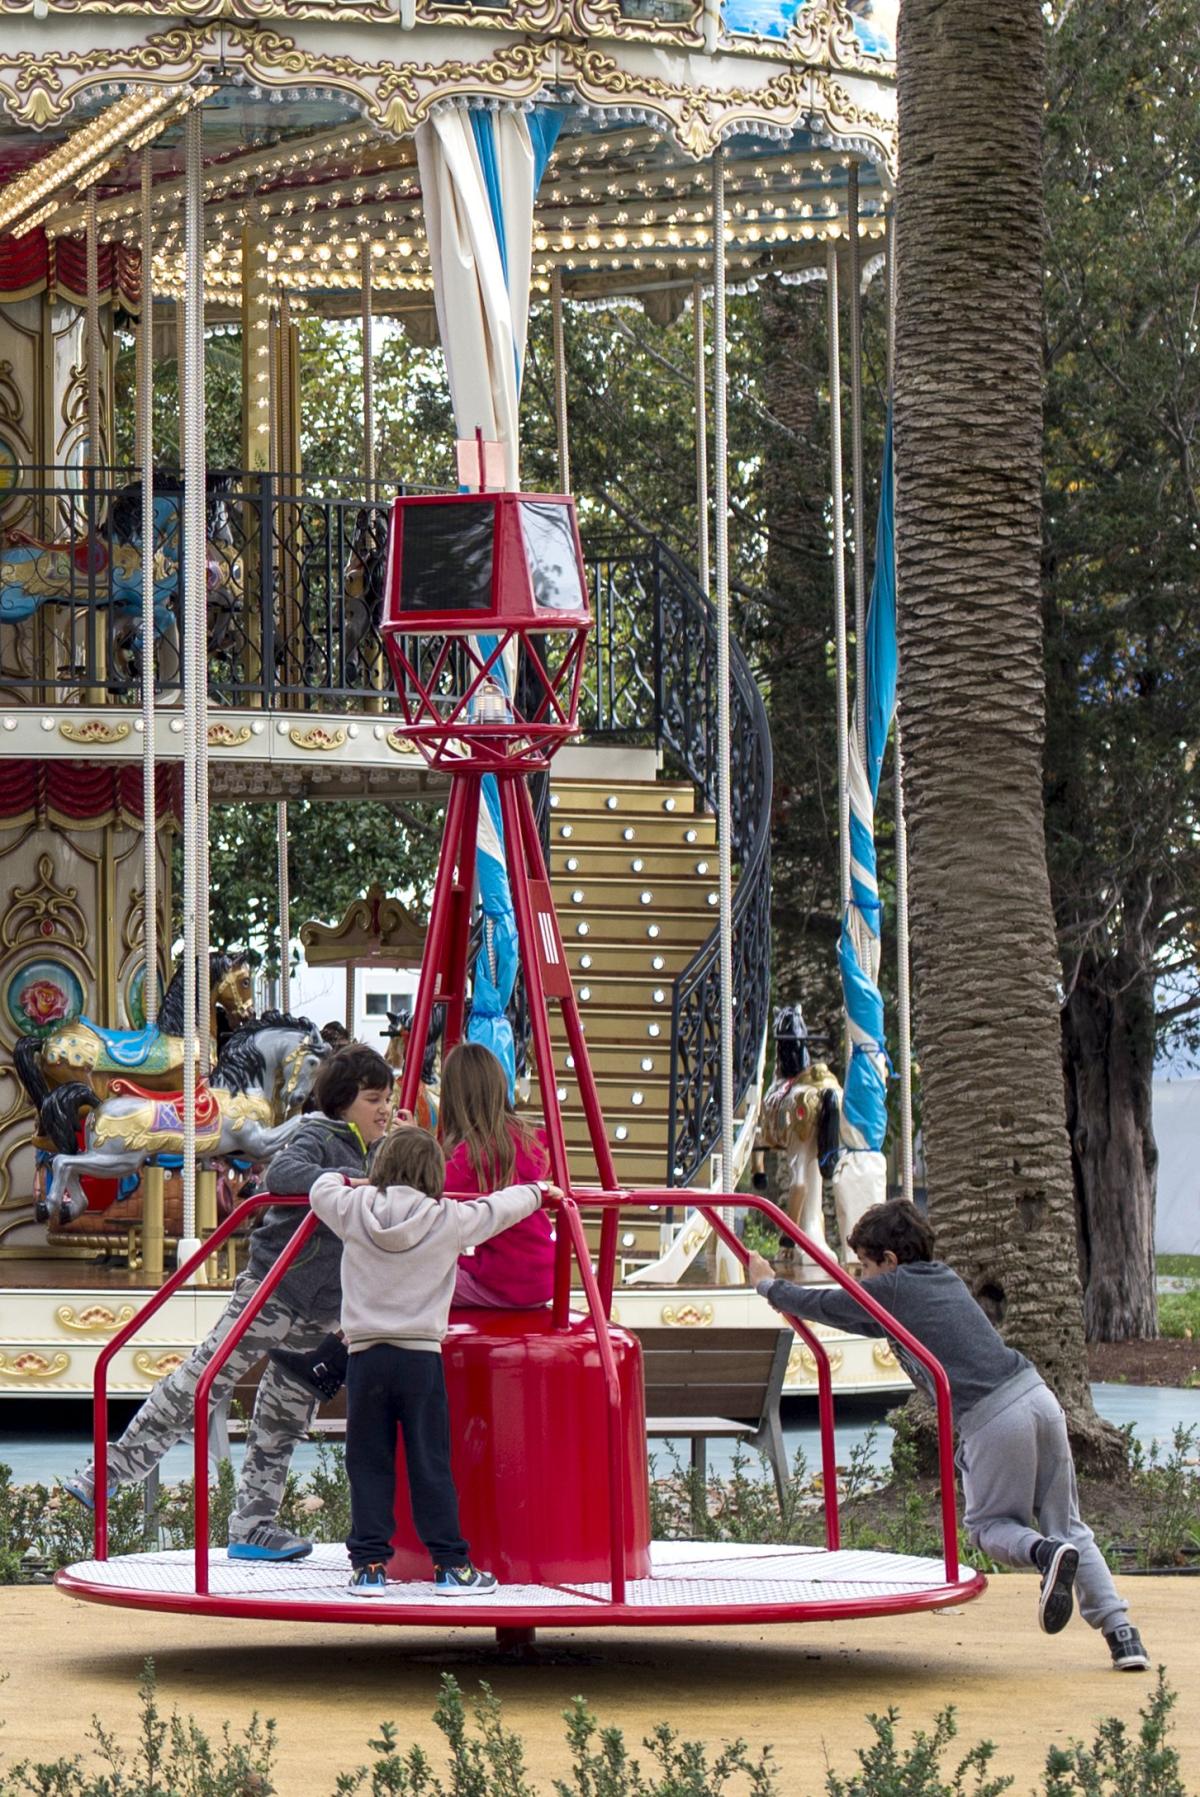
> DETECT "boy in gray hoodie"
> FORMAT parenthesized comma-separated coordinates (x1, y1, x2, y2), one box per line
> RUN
(748, 1200, 1149, 1674)
(310, 1123, 556, 1597)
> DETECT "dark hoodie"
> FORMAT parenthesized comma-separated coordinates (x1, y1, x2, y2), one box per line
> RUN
(248, 1113, 368, 1317)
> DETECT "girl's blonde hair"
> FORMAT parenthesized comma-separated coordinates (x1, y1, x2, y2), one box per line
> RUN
(439, 1042, 547, 1189)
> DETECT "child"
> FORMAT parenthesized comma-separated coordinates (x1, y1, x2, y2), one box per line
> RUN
(270, 1041, 555, 1399)
(64, 1044, 393, 1564)
(309, 1123, 557, 1596)
(747, 1201, 1150, 1673)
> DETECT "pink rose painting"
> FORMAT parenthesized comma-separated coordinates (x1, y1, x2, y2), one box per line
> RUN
(20, 977, 68, 1027)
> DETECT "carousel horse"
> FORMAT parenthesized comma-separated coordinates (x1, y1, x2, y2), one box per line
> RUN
(13, 950, 255, 1118)
(37, 1011, 327, 1227)
(382, 1004, 443, 1131)
(760, 1003, 853, 1264)
(1, 473, 242, 691)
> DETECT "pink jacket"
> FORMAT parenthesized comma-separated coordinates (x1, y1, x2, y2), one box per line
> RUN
(444, 1126, 555, 1307)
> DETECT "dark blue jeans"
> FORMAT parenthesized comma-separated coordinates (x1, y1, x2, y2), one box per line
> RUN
(345, 1344, 469, 1570)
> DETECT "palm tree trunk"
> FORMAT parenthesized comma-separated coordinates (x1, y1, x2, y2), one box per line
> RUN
(893, 0, 1122, 1469)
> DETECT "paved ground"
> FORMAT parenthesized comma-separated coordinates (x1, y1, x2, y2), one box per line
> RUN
(1, 1579, 1195, 1792)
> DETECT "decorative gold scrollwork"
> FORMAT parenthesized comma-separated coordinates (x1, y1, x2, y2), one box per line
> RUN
(133, 1350, 185, 1380)
(872, 1340, 899, 1369)
(2, 853, 88, 952)
(660, 1302, 713, 1327)
(0, 1351, 70, 1379)
(787, 1341, 844, 1381)
(59, 720, 132, 746)
(207, 723, 252, 748)
(55, 1304, 136, 1334)
(288, 723, 347, 752)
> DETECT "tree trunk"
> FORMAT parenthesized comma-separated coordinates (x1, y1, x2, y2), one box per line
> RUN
(1062, 956, 1158, 1342)
(894, 0, 1123, 1471)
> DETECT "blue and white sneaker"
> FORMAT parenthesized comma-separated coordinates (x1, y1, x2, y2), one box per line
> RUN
(348, 1562, 389, 1598)
(227, 1524, 313, 1562)
(61, 1474, 117, 1512)
(434, 1562, 498, 1596)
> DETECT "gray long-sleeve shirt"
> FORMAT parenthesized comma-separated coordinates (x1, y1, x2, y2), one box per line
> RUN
(758, 1260, 1031, 1426)
(247, 1113, 368, 1318)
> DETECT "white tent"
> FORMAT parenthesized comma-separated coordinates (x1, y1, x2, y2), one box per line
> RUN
(1152, 1077, 1200, 1256)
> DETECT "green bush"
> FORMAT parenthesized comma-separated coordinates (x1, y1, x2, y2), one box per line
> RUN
(0, 1664, 1189, 1797)
(1158, 1288, 1200, 1340)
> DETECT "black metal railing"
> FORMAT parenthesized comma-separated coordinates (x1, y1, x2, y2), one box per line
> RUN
(583, 522, 773, 1186)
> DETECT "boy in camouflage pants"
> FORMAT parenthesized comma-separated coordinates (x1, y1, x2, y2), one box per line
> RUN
(66, 1045, 394, 1562)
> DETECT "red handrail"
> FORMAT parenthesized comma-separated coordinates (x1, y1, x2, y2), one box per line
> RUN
(92, 1191, 306, 1559)
(576, 1185, 960, 1585)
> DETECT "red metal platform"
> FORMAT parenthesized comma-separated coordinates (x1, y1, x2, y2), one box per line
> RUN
(57, 1540, 986, 1629)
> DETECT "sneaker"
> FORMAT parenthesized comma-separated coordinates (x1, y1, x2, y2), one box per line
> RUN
(1035, 1538, 1079, 1634)
(1106, 1624, 1150, 1671)
(61, 1474, 117, 1512)
(227, 1524, 313, 1562)
(434, 1562, 498, 1596)
(268, 1335, 347, 1403)
(348, 1563, 389, 1598)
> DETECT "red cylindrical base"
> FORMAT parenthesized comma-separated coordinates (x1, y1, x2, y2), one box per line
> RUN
(386, 1312, 651, 1586)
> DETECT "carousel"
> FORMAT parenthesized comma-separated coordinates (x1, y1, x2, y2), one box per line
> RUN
(0, 0, 977, 1639)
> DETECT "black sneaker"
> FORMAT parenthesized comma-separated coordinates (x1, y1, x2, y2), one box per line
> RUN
(1035, 1538, 1079, 1634)
(434, 1562, 498, 1596)
(269, 1333, 348, 1402)
(1105, 1624, 1150, 1671)
(348, 1563, 389, 1598)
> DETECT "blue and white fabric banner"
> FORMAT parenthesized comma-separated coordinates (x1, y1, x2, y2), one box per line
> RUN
(839, 410, 896, 1156)
(416, 102, 562, 1096)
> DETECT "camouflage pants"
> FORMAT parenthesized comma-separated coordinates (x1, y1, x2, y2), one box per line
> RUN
(88, 1271, 336, 1542)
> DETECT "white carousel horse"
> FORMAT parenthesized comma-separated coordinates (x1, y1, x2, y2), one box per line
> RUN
(760, 1003, 873, 1268)
(38, 1012, 327, 1227)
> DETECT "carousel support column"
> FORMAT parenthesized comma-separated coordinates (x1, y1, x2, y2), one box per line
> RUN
(277, 799, 291, 1014)
(693, 278, 709, 597)
(84, 183, 105, 702)
(885, 212, 914, 1203)
(139, 144, 159, 1028)
(847, 165, 867, 765)
(276, 291, 300, 706)
(551, 269, 570, 493)
(360, 240, 385, 713)
(179, 103, 208, 1272)
(141, 1165, 165, 1286)
(827, 247, 852, 928)
(711, 150, 735, 1201)
(241, 222, 271, 701)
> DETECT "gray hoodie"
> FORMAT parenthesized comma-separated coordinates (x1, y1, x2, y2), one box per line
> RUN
(310, 1171, 543, 1352)
(248, 1114, 368, 1317)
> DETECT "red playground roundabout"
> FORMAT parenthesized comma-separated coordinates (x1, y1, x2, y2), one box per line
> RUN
(56, 490, 986, 1645)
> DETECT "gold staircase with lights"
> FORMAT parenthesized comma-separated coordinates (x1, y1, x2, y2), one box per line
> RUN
(542, 769, 721, 1272)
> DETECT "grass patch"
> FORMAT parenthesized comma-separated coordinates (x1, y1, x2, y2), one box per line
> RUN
(1159, 1288, 1200, 1340)
(1157, 1255, 1200, 1280)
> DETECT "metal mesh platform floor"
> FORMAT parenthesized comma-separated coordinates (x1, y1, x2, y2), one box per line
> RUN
(57, 1541, 986, 1628)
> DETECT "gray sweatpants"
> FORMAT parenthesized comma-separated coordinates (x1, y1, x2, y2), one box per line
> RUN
(85, 1271, 336, 1543)
(959, 1380, 1128, 1634)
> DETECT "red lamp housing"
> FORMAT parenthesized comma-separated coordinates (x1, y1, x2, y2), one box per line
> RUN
(380, 491, 592, 773)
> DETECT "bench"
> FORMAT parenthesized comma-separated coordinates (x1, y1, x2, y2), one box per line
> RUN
(635, 1325, 792, 1517)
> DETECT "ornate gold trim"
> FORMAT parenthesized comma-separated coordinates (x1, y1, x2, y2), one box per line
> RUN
(0, 1350, 70, 1378)
(299, 881, 425, 966)
(55, 1303, 137, 1334)
(385, 728, 419, 756)
(872, 1340, 898, 1369)
(59, 719, 132, 746)
(288, 723, 347, 752)
(786, 1340, 845, 1382)
(660, 1302, 713, 1327)
(207, 722, 253, 748)
(133, 1349, 185, 1380)
(0, 0, 395, 16)
(1, 853, 89, 952)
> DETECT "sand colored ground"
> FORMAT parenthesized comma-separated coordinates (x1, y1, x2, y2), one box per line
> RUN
(0, 1579, 1195, 1793)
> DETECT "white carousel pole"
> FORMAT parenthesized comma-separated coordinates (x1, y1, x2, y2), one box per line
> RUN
(139, 145, 158, 1025)
(178, 104, 206, 1267)
(693, 277, 710, 597)
(361, 239, 376, 496)
(886, 210, 915, 1203)
(712, 149, 734, 1195)
(277, 800, 291, 1014)
(551, 267, 571, 493)
(827, 248, 852, 925)
(847, 164, 868, 765)
(138, 143, 166, 1285)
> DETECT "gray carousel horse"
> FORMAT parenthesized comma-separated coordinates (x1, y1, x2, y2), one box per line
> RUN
(38, 1011, 327, 1228)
